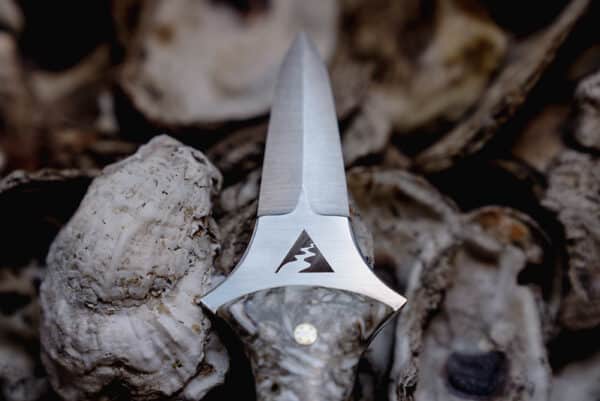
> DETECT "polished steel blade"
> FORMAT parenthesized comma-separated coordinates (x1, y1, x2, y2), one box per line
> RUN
(258, 33, 349, 217)
(201, 33, 406, 313)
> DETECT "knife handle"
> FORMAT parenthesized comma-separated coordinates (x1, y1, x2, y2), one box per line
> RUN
(216, 286, 394, 401)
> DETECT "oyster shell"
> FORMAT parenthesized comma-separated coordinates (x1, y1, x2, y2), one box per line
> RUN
(511, 105, 570, 173)
(0, 263, 47, 401)
(573, 69, 600, 152)
(347, 167, 461, 291)
(0, 263, 43, 342)
(119, 0, 337, 127)
(550, 351, 600, 401)
(543, 150, 600, 330)
(40, 135, 229, 400)
(415, 0, 590, 172)
(340, 0, 508, 134)
(0, 340, 48, 401)
(0, 29, 131, 174)
(0, 32, 39, 173)
(390, 207, 551, 401)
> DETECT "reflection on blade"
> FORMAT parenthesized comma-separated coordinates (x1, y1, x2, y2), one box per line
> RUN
(258, 33, 349, 217)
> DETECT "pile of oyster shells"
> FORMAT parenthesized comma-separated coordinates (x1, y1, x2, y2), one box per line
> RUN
(1, 1, 599, 400)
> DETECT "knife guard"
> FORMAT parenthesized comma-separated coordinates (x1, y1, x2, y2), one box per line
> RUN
(216, 285, 395, 401)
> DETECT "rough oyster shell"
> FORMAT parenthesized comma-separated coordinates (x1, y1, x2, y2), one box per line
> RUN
(415, 0, 589, 172)
(390, 207, 551, 401)
(543, 150, 600, 330)
(573, 69, 600, 152)
(119, 0, 337, 126)
(340, 0, 508, 136)
(347, 167, 461, 291)
(0, 340, 48, 401)
(0, 263, 47, 401)
(40, 135, 228, 400)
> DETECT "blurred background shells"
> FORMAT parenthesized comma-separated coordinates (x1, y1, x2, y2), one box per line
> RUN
(2, 0, 600, 400)
(118, 0, 338, 126)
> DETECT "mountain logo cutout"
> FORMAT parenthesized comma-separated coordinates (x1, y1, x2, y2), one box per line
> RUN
(275, 230, 334, 273)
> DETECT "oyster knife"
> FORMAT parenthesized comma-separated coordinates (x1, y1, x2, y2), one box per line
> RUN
(201, 33, 406, 401)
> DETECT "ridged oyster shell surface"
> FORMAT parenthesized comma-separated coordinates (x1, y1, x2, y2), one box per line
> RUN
(40, 135, 228, 401)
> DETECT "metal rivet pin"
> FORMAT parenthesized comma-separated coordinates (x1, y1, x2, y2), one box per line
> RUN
(293, 323, 318, 345)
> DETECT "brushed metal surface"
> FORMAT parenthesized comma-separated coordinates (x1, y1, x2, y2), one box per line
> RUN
(258, 32, 349, 217)
(202, 193, 406, 312)
(201, 33, 406, 313)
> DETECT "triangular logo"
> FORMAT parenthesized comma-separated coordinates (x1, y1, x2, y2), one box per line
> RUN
(276, 230, 334, 273)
